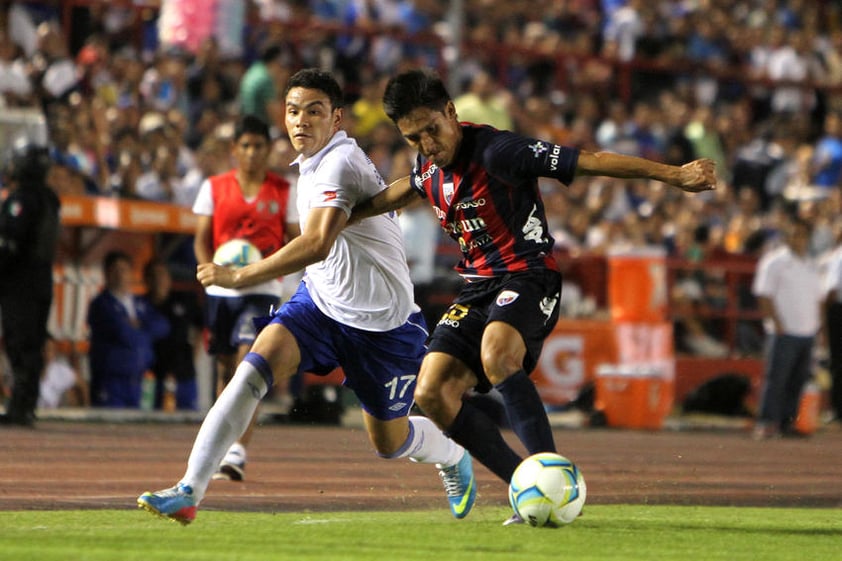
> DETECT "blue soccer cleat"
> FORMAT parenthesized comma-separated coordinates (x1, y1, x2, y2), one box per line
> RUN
(137, 483, 197, 525)
(437, 450, 476, 519)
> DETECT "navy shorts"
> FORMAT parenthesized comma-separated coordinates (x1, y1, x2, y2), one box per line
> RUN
(266, 282, 429, 421)
(205, 294, 280, 355)
(428, 269, 561, 393)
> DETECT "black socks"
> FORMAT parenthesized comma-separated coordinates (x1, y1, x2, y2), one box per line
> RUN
(446, 400, 522, 482)
(495, 370, 557, 455)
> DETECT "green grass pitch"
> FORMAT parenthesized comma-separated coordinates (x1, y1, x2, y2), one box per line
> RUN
(1, 505, 839, 561)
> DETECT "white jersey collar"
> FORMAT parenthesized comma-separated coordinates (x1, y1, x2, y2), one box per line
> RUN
(292, 130, 351, 173)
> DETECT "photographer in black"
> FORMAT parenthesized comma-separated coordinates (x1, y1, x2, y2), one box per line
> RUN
(0, 142, 60, 426)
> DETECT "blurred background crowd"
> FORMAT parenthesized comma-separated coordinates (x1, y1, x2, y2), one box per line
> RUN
(2, 0, 842, 364)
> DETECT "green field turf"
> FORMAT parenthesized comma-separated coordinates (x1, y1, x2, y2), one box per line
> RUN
(1, 505, 839, 561)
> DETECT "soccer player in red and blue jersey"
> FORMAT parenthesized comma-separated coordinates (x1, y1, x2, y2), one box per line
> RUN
(353, 69, 716, 523)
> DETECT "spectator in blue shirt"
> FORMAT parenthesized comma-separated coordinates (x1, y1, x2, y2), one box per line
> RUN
(87, 250, 170, 408)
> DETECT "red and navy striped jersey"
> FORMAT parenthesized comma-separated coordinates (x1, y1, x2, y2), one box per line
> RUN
(410, 124, 579, 280)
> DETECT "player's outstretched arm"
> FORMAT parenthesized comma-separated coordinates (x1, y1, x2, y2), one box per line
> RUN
(348, 175, 422, 224)
(197, 206, 347, 289)
(575, 151, 717, 193)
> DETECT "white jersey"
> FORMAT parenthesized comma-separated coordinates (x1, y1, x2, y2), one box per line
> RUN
(752, 245, 823, 336)
(293, 130, 418, 331)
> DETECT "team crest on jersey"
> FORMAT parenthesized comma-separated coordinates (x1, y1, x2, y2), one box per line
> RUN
(496, 290, 520, 306)
(257, 200, 280, 214)
(528, 141, 548, 158)
(442, 181, 454, 205)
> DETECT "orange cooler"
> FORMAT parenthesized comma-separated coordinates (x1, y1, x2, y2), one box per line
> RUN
(607, 247, 667, 323)
(595, 365, 674, 430)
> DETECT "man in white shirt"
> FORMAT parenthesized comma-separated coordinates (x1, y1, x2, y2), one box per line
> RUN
(752, 217, 824, 439)
(138, 69, 475, 525)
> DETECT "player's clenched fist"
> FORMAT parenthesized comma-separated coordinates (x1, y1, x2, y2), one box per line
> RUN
(677, 158, 717, 192)
(196, 262, 237, 288)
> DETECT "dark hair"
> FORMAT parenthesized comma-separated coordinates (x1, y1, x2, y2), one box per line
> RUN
(787, 215, 812, 234)
(103, 250, 132, 273)
(382, 69, 451, 123)
(233, 114, 271, 142)
(4, 142, 51, 184)
(259, 42, 284, 64)
(284, 68, 344, 110)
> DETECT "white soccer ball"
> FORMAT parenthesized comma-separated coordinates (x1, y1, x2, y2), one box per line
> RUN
(212, 239, 262, 268)
(508, 452, 587, 527)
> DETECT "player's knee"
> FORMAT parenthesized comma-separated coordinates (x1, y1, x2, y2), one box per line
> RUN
(480, 347, 522, 385)
(370, 429, 409, 458)
(413, 380, 438, 414)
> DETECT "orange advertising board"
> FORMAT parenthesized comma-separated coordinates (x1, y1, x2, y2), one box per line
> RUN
(532, 320, 674, 416)
(533, 320, 618, 405)
(60, 195, 197, 234)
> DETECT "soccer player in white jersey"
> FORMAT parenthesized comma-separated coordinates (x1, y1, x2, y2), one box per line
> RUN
(137, 69, 476, 525)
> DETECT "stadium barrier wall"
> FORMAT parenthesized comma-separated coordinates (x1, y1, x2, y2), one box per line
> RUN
(50, 196, 764, 419)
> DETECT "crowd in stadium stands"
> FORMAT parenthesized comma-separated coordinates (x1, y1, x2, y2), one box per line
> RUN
(2, 0, 842, 362)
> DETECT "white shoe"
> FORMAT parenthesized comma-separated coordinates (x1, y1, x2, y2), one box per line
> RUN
(213, 444, 246, 481)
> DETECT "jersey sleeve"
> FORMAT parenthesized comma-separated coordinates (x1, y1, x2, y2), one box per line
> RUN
(409, 157, 429, 199)
(191, 178, 213, 216)
(285, 179, 300, 223)
(751, 253, 777, 298)
(307, 153, 357, 216)
(483, 130, 579, 186)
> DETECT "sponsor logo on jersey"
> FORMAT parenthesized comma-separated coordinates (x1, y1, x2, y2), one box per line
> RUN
(458, 233, 492, 253)
(496, 290, 520, 306)
(528, 141, 548, 157)
(453, 198, 486, 210)
(445, 217, 486, 235)
(548, 144, 562, 171)
(417, 164, 438, 185)
(522, 204, 547, 243)
(389, 402, 408, 412)
(438, 303, 470, 328)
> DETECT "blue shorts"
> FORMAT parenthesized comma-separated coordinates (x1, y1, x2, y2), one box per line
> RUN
(266, 282, 428, 420)
(205, 294, 280, 355)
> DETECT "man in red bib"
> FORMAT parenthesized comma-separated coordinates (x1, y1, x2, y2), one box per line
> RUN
(191, 115, 300, 480)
